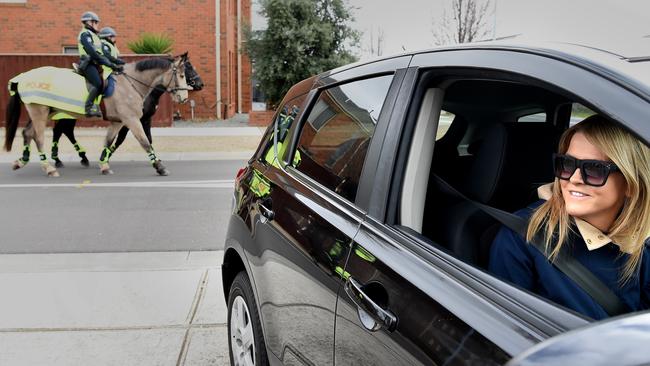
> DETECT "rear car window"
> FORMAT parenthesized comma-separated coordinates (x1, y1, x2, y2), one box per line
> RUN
(570, 103, 596, 126)
(260, 94, 308, 167)
(518, 112, 546, 122)
(293, 75, 394, 202)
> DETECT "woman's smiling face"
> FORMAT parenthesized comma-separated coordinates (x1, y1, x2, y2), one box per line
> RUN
(561, 131, 628, 232)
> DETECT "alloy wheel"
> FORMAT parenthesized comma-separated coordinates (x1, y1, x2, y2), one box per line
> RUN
(230, 295, 256, 366)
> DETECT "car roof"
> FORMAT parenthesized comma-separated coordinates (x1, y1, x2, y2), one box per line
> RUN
(320, 40, 650, 99)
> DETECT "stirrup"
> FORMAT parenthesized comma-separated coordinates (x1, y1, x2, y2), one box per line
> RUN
(85, 105, 103, 118)
(72, 63, 81, 73)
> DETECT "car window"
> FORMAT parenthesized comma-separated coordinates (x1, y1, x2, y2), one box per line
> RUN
(398, 76, 600, 319)
(570, 103, 596, 126)
(436, 110, 454, 140)
(260, 94, 308, 167)
(518, 112, 546, 123)
(293, 75, 394, 202)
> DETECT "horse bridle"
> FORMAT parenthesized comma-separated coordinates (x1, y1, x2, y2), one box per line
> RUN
(118, 63, 191, 99)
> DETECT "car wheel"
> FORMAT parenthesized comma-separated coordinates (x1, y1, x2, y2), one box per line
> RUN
(228, 271, 268, 366)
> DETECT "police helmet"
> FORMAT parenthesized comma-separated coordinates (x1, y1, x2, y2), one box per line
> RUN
(99, 27, 117, 39)
(81, 11, 100, 23)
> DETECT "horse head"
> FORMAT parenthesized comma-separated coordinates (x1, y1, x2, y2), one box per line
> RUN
(169, 53, 190, 104)
(182, 52, 204, 91)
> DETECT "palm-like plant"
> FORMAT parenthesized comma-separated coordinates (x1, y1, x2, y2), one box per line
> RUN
(127, 33, 174, 54)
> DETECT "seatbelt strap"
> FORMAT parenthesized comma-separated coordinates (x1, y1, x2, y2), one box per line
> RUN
(431, 174, 629, 316)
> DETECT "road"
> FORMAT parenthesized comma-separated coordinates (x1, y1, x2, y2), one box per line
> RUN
(0, 159, 244, 253)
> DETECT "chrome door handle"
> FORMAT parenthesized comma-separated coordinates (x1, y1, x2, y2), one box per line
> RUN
(344, 277, 397, 332)
(258, 201, 274, 221)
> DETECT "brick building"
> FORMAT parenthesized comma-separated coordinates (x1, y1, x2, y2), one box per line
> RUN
(0, 0, 252, 120)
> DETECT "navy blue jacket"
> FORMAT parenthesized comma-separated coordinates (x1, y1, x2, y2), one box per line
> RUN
(489, 201, 650, 320)
(79, 29, 111, 67)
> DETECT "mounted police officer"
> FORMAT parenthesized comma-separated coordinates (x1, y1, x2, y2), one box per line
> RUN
(77, 11, 122, 117)
(99, 27, 124, 67)
(98, 26, 124, 98)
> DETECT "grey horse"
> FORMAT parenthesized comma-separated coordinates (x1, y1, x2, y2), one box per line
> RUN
(4, 53, 191, 176)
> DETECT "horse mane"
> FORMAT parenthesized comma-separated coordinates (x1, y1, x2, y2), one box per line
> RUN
(135, 57, 173, 72)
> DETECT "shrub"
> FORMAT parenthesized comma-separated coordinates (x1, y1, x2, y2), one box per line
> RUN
(127, 33, 174, 54)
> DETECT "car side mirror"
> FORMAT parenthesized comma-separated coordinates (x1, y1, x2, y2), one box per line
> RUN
(507, 312, 650, 366)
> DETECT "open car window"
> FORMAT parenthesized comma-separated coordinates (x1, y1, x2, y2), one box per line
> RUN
(396, 73, 602, 320)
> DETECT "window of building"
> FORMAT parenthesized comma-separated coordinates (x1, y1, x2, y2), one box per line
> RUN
(62, 46, 78, 55)
(293, 74, 394, 202)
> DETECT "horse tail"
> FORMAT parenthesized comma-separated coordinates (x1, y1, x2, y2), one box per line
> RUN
(5, 82, 22, 151)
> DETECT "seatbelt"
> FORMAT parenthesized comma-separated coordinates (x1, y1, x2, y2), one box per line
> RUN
(430, 174, 629, 316)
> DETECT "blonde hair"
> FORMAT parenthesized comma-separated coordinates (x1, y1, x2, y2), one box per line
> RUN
(526, 115, 650, 283)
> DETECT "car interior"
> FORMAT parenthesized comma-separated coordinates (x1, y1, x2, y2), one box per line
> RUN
(399, 73, 582, 270)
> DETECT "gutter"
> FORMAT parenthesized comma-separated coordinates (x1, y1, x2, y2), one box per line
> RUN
(216, 0, 222, 119)
(237, 0, 242, 114)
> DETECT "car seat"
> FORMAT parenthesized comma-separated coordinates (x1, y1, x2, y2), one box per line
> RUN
(423, 122, 560, 268)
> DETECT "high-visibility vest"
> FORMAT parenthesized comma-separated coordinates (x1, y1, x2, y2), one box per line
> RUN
(101, 40, 120, 76)
(77, 28, 103, 58)
(102, 40, 119, 57)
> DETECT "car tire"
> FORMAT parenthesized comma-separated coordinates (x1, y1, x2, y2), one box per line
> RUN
(228, 271, 268, 366)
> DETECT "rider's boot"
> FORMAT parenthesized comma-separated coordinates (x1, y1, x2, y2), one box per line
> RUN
(51, 141, 64, 168)
(84, 86, 102, 118)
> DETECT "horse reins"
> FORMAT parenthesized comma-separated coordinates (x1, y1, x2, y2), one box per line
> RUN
(117, 64, 190, 99)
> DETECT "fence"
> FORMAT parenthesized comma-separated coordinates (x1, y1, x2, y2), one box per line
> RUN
(0, 54, 173, 127)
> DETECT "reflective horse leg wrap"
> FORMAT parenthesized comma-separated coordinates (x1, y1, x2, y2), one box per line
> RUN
(51, 141, 59, 160)
(39, 153, 48, 166)
(73, 142, 86, 155)
(99, 147, 112, 164)
(20, 145, 31, 165)
(147, 148, 158, 165)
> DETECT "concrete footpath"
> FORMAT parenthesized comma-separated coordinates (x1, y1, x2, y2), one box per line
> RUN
(0, 126, 264, 163)
(0, 251, 229, 366)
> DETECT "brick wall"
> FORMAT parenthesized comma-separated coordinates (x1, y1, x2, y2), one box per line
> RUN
(249, 110, 275, 126)
(0, 0, 252, 120)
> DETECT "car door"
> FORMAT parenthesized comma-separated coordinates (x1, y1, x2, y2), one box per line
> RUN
(335, 48, 650, 364)
(249, 64, 405, 365)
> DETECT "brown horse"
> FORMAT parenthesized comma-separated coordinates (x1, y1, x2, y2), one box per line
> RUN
(4, 53, 190, 176)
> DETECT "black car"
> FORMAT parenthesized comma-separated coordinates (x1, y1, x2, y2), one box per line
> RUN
(222, 42, 650, 366)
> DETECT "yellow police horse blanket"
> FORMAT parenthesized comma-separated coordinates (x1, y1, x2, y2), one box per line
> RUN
(8, 66, 105, 117)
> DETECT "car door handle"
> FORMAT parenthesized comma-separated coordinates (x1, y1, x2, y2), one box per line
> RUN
(258, 201, 274, 221)
(344, 277, 397, 332)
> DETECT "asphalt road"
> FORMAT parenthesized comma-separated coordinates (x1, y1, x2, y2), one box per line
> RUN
(0, 159, 246, 253)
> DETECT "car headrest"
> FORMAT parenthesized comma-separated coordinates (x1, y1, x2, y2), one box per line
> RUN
(458, 123, 508, 203)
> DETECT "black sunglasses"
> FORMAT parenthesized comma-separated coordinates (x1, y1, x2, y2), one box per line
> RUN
(553, 153, 620, 187)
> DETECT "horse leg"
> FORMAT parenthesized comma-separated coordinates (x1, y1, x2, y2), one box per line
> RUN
(99, 122, 122, 175)
(62, 119, 89, 167)
(51, 120, 65, 168)
(25, 105, 58, 177)
(126, 119, 168, 176)
(109, 126, 130, 157)
(13, 120, 34, 170)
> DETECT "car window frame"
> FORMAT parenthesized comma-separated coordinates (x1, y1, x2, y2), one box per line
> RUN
(365, 51, 650, 340)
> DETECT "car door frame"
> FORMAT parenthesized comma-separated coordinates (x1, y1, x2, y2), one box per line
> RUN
(253, 55, 414, 363)
(349, 47, 650, 357)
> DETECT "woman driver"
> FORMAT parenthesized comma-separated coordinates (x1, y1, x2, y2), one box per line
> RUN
(489, 115, 650, 320)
